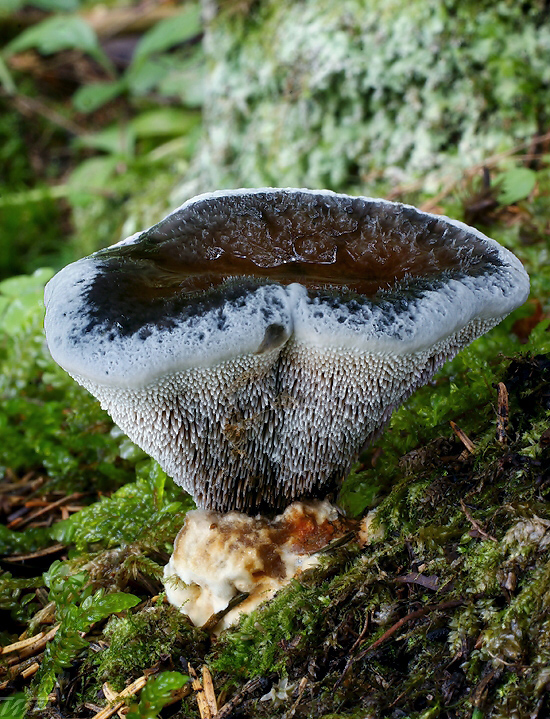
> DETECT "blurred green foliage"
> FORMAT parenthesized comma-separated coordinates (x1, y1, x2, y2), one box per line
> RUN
(0, 0, 204, 279)
(0, 270, 137, 494)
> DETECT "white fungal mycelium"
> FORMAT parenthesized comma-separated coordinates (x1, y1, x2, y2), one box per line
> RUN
(44, 188, 530, 513)
(163, 500, 346, 630)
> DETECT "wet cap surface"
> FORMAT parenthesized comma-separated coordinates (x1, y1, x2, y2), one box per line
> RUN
(44, 188, 528, 389)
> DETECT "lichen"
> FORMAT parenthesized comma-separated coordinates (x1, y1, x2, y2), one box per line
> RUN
(195, 0, 550, 194)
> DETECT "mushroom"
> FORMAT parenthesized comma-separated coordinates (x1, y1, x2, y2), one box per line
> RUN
(44, 188, 529, 625)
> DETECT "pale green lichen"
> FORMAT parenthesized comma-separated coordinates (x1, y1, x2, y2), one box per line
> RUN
(196, 0, 550, 194)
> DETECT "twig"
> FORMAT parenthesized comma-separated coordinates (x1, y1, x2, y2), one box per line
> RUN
(2, 91, 86, 136)
(335, 599, 465, 688)
(4, 2, 184, 37)
(92, 675, 148, 719)
(314, 529, 357, 554)
(201, 591, 249, 632)
(349, 612, 370, 654)
(470, 667, 503, 708)
(496, 382, 509, 445)
(21, 662, 39, 680)
(7, 492, 85, 529)
(1, 625, 60, 663)
(283, 677, 308, 719)
(202, 667, 218, 716)
(189, 664, 213, 719)
(460, 499, 498, 542)
(450, 421, 476, 454)
(362, 599, 465, 653)
(88, 1, 182, 38)
(0, 654, 44, 690)
(3, 544, 66, 562)
(216, 677, 272, 719)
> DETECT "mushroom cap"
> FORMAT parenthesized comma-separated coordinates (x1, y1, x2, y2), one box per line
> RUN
(44, 188, 529, 513)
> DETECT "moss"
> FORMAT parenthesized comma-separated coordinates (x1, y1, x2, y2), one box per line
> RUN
(87, 602, 207, 693)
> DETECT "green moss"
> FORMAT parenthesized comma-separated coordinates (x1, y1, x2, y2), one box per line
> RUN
(88, 603, 205, 693)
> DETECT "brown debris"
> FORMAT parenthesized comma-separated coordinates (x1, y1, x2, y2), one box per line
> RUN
(1, 624, 60, 664)
(3, 543, 66, 563)
(216, 677, 273, 719)
(188, 664, 217, 719)
(460, 499, 498, 542)
(470, 667, 504, 710)
(450, 421, 476, 455)
(495, 381, 509, 445)
(0, 653, 44, 691)
(512, 299, 546, 344)
(202, 667, 218, 716)
(92, 675, 148, 719)
(396, 572, 439, 591)
(284, 676, 308, 718)
(7, 491, 86, 530)
(336, 599, 466, 688)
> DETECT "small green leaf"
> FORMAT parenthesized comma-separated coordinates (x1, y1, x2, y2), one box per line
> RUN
(76, 124, 135, 157)
(0, 269, 54, 335)
(131, 108, 199, 138)
(4, 14, 113, 72)
(72, 79, 125, 113)
(68, 156, 118, 198)
(126, 672, 189, 719)
(0, 54, 16, 94)
(132, 4, 201, 64)
(158, 59, 204, 108)
(498, 167, 537, 205)
(0, 267, 54, 297)
(82, 591, 140, 624)
(6, 15, 98, 56)
(125, 57, 168, 96)
(0, 295, 43, 334)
